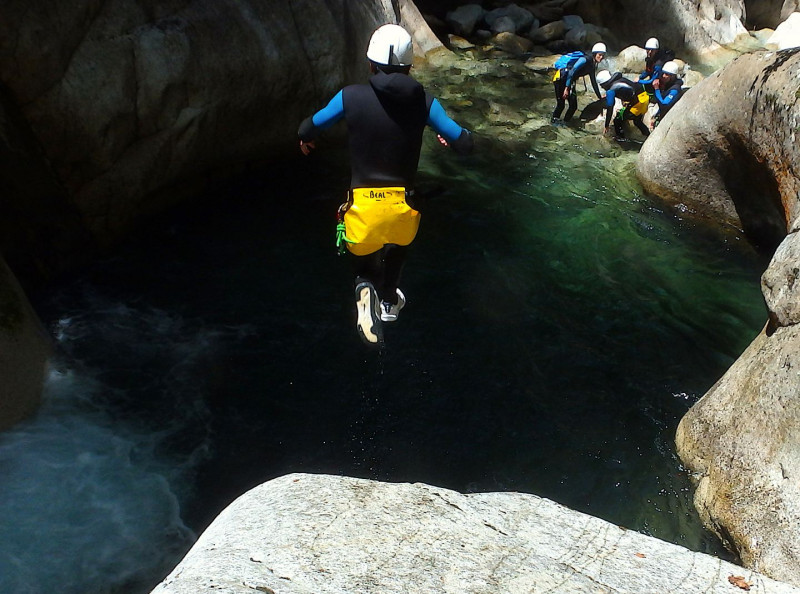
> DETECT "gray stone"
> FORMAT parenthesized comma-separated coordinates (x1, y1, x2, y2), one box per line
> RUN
(762, 231, 800, 327)
(485, 4, 535, 33)
(562, 14, 585, 30)
(676, 319, 800, 587)
(445, 3, 486, 37)
(151, 473, 800, 594)
(529, 20, 566, 43)
(491, 16, 517, 35)
(491, 32, 534, 55)
(636, 49, 800, 250)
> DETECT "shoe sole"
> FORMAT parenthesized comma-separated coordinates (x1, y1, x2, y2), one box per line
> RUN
(356, 283, 383, 345)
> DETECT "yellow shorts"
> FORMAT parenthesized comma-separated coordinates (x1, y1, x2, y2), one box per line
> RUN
(343, 187, 420, 256)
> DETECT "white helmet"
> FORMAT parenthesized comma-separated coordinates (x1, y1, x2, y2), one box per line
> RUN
(366, 24, 414, 67)
(644, 37, 660, 50)
(596, 70, 612, 86)
(591, 42, 607, 54)
(662, 60, 679, 75)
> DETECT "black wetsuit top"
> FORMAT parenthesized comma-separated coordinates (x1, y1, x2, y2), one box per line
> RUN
(298, 71, 472, 189)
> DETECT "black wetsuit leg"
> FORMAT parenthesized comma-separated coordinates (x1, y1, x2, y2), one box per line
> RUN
(552, 77, 567, 120)
(563, 85, 578, 121)
(351, 244, 407, 304)
(631, 113, 650, 136)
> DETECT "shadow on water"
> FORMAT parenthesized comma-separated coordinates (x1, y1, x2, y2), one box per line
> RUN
(3, 54, 769, 593)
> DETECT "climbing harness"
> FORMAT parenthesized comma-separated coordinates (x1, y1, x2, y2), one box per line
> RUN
(336, 202, 355, 255)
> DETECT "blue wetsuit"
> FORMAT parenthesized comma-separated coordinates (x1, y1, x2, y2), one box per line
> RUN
(552, 53, 602, 121)
(654, 77, 683, 122)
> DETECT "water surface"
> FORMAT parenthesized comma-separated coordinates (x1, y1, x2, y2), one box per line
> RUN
(1, 53, 768, 593)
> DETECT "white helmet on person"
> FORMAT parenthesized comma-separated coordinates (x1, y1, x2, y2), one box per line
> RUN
(366, 24, 414, 67)
(661, 60, 679, 76)
(591, 42, 607, 55)
(644, 37, 660, 50)
(596, 70, 612, 86)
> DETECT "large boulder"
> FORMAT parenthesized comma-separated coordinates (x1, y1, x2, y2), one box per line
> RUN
(151, 473, 800, 594)
(766, 12, 800, 49)
(0, 256, 50, 431)
(636, 48, 800, 251)
(676, 231, 800, 587)
(0, 0, 443, 247)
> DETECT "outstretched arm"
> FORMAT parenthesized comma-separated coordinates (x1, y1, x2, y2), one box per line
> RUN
(297, 90, 345, 154)
(427, 99, 474, 155)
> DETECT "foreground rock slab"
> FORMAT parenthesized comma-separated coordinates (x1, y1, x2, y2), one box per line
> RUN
(152, 473, 800, 594)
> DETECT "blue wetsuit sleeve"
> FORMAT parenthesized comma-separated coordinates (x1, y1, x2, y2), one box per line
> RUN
(604, 89, 616, 127)
(311, 90, 345, 129)
(427, 98, 464, 143)
(565, 57, 587, 87)
(655, 87, 680, 106)
(639, 64, 663, 85)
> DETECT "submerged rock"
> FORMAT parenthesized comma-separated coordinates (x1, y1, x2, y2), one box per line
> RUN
(151, 473, 800, 594)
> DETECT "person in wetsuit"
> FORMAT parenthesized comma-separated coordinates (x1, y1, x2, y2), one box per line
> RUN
(551, 42, 606, 123)
(637, 37, 666, 92)
(297, 24, 473, 345)
(596, 70, 650, 139)
(651, 60, 683, 128)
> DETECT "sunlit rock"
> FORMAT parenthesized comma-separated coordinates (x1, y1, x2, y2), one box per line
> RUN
(490, 32, 534, 55)
(636, 49, 800, 250)
(762, 232, 800, 327)
(150, 473, 800, 594)
(766, 12, 800, 49)
(529, 20, 566, 44)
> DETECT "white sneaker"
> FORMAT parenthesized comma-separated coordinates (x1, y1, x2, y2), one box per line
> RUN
(355, 282, 383, 344)
(380, 289, 406, 322)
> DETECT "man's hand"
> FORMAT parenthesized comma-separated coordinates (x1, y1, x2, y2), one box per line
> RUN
(562, 88, 570, 100)
(299, 140, 316, 155)
(652, 79, 660, 90)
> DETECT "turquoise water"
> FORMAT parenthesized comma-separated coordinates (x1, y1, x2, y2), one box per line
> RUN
(0, 54, 768, 593)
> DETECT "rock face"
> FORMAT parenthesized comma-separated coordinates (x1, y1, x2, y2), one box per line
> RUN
(0, 0, 442, 247)
(151, 473, 800, 594)
(0, 256, 50, 431)
(676, 232, 800, 586)
(636, 48, 800, 251)
(574, 0, 749, 55)
(637, 43, 800, 588)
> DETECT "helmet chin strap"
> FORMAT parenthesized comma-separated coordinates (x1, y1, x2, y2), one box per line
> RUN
(388, 44, 394, 65)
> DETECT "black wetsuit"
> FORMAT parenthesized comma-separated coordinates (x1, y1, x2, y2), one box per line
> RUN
(552, 53, 602, 122)
(602, 74, 650, 137)
(298, 71, 472, 304)
(654, 76, 683, 123)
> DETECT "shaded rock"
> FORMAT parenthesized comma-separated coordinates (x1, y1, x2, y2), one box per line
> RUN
(491, 16, 518, 34)
(446, 3, 485, 36)
(485, 4, 536, 33)
(0, 0, 444, 249)
(784, 0, 800, 20)
(448, 34, 476, 49)
(561, 14, 584, 30)
(491, 32, 534, 55)
(529, 20, 566, 43)
(636, 49, 800, 251)
(150, 473, 800, 594)
(0, 256, 50, 431)
(766, 12, 800, 49)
